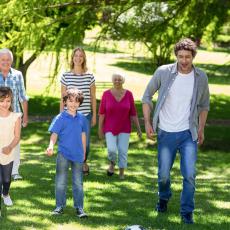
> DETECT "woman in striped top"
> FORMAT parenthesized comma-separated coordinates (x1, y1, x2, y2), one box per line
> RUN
(60, 47, 96, 175)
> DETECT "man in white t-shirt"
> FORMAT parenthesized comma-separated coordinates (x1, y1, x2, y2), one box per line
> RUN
(142, 38, 210, 224)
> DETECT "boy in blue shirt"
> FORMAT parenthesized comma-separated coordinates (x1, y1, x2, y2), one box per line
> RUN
(46, 88, 87, 218)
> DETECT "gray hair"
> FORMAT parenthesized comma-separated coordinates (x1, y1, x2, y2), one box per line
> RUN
(0, 48, 14, 61)
(112, 72, 125, 83)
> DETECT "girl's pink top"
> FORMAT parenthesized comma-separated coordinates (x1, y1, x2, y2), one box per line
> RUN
(99, 89, 137, 135)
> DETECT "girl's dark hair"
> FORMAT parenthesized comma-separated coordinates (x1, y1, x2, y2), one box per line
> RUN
(63, 88, 84, 105)
(174, 38, 197, 57)
(0, 86, 13, 111)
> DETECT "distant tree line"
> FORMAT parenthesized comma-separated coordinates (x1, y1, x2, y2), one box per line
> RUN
(0, 0, 229, 85)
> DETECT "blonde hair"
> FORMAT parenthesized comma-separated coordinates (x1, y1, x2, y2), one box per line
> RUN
(112, 73, 125, 84)
(70, 47, 88, 72)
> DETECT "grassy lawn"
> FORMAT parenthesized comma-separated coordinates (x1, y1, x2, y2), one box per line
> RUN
(0, 121, 229, 230)
(1, 41, 229, 229)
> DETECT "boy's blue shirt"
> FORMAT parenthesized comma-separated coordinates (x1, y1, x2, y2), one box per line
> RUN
(48, 111, 87, 163)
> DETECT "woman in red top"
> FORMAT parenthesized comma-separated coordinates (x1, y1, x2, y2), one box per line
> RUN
(98, 73, 142, 179)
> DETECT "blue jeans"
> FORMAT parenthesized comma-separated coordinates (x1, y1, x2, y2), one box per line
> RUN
(85, 113, 92, 162)
(55, 153, 84, 209)
(105, 132, 130, 168)
(157, 129, 197, 214)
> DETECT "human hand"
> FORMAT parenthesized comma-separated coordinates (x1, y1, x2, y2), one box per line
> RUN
(98, 129, 104, 139)
(46, 147, 53, 156)
(91, 114, 97, 127)
(198, 127, 204, 145)
(145, 122, 155, 140)
(22, 116, 28, 127)
(137, 130, 142, 139)
(2, 146, 12, 155)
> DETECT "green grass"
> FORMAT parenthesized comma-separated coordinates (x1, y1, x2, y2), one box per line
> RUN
(0, 121, 229, 230)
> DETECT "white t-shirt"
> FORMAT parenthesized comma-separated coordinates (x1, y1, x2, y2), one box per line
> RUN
(0, 112, 21, 165)
(158, 70, 194, 132)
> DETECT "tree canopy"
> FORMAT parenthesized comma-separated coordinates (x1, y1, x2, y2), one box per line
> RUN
(0, 0, 229, 83)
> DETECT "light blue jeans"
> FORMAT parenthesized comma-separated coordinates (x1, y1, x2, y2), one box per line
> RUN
(157, 129, 197, 214)
(105, 132, 130, 168)
(55, 153, 84, 209)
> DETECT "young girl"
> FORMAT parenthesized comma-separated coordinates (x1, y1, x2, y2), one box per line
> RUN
(0, 86, 21, 207)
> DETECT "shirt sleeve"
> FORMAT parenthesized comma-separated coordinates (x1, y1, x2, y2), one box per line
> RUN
(129, 91, 137, 116)
(99, 91, 106, 115)
(18, 72, 29, 102)
(48, 114, 63, 134)
(81, 115, 87, 133)
(142, 67, 161, 110)
(90, 74, 95, 86)
(60, 73, 67, 86)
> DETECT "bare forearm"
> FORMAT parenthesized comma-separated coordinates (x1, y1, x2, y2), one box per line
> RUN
(199, 110, 208, 130)
(142, 103, 151, 125)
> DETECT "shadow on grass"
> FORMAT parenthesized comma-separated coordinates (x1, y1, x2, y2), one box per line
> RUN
(110, 60, 155, 76)
(0, 121, 229, 230)
(196, 63, 230, 85)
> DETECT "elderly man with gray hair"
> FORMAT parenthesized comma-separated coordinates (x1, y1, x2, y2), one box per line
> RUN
(0, 48, 29, 181)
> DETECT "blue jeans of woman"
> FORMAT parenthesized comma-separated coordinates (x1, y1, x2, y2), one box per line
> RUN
(84, 113, 92, 162)
(55, 153, 84, 209)
(0, 161, 13, 196)
(157, 129, 197, 214)
(105, 132, 130, 168)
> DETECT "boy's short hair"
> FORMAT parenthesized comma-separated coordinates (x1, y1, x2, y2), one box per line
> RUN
(0, 86, 13, 111)
(63, 88, 84, 105)
(174, 38, 197, 57)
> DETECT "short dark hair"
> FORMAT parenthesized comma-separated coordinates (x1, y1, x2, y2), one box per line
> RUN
(63, 88, 84, 105)
(174, 38, 197, 57)
(0, 86, 13, 111)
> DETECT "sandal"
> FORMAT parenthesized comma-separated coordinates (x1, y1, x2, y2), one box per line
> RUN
(107, 161, 115, 176)
(83, 163, 89, 176)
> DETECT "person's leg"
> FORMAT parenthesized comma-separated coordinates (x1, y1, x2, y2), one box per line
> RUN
(72, 161, 87, 218)
(105, 132, 118, 175)
(71, 161, 84, 209)
(83, 113, 92, 175)
(12, 144, 22, 179)
(157, 129, 177, 201)
(178, 130, 197, 219)
(2, 162, 13, 196)
(55, 153, 69, 209)
(0, 165, 3, 196)
(2, 161, 14, 206)
(117, 133, 130, 179)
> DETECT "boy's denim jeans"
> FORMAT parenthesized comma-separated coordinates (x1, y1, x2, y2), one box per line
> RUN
(55, 153, 84, 209)
(157, 129, 197, 214)
(105, 132, 130, 168)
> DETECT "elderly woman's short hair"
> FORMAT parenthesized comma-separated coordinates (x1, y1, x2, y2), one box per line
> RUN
(0, 48, 13, 61)
(112, 73, 125, 83)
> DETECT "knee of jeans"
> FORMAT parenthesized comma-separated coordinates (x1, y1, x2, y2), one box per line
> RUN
(184, 175, 195, 185)
(108, 146, 117, 154)
(159, 176, 169, 185)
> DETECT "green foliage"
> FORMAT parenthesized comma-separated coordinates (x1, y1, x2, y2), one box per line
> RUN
(101, 0, 229, 66)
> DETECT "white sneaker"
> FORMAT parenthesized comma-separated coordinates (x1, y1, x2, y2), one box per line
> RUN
(3, 195, 13, 206)
(12, 174, 23, 181)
